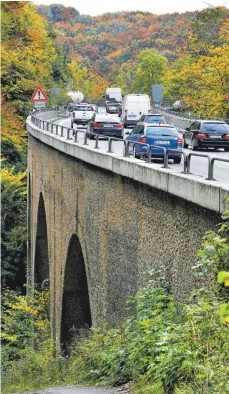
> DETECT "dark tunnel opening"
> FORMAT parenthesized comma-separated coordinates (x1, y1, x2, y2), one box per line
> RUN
(61, 234, 91, 353)
(34, 193, 49, 290)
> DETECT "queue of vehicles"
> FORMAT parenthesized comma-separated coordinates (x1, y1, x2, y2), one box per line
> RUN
(67, 89, 229, 161)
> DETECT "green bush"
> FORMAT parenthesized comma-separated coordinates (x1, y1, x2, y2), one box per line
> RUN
(2, 212, 229, 394)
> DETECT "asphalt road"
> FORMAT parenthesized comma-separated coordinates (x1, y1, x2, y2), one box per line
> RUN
(9, 386, 129, 394)
(56, 108, 229, 186)
(10, 386, 130, 394)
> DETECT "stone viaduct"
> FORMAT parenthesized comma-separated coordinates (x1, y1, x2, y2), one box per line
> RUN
(27, 112, 229, 350)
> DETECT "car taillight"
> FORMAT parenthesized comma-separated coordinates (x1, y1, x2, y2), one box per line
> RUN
(115, 124, 123, 128)
(148, 110, 151, 113)
(140, 136, 146, 143)
(178, 137, 183, 145)
(196, 133, 206, 139)
(161, 120, 167, 124)
(125, 110, 128, 114)
(225, 134, 229, 140)
(93, 123, 102, 127)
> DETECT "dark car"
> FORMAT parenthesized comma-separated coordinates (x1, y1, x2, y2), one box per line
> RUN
(118, 105, 122, 117)
(126, 124, 183, 163)
(87, 114, 123, 139)
(138, 113, 166, 124)
(106, 103, 120, 114)
(183, 120, 229, 151)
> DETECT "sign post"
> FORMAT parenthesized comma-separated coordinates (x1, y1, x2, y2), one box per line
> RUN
(31, 86, 48, 110)
(152, 84, 163, 105)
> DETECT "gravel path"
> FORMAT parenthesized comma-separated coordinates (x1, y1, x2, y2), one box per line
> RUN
(10, 385, 133, 394)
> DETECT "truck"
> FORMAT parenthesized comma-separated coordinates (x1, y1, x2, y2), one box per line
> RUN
(67, 91, 84, 104)
(70, 104, 95, 128)
(105, 88, 122, 104)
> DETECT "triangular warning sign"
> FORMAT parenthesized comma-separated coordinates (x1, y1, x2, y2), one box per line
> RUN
(31, 86, 48, 102)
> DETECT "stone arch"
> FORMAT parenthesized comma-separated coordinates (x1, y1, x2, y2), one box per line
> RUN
(61, 234, 91, 347)
(34, 193, 49, 290)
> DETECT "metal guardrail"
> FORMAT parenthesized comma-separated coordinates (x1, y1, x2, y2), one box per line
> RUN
(186, 153, 229, 180)
(208, 157, 229, 180)
(30, 115, 229, 183)
(153, 104, 229, 124)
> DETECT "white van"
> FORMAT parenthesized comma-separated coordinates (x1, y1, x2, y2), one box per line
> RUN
(122, 94, 150, 127)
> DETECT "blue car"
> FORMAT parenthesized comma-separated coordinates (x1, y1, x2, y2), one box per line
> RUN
(126, 123, 183, 163)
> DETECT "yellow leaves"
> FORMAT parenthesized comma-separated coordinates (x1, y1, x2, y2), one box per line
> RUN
(1, 167, 27, 195)
(219, 304, 229, 325)
(1, 332, 18, 342)
(1, 101, 27, 153)
(218, 271, 229, 287)
(11, 302, 37, 316)
(1, 2, 56, 103)
(68, 60, 109, 100)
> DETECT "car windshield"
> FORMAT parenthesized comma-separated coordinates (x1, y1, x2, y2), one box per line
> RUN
(201, 123, 229, 133)
(145, 115, 164, 122)
(73, 106, 93, 111)
(146, 127, 178, 136)
(68, 105, 78, 111)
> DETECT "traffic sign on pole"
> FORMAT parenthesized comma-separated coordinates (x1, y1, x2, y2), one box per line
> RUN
(31, 86, 48, 102)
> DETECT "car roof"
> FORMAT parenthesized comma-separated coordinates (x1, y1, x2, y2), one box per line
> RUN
(95, 115, 121, 122)
(199, 120, 226, 124)
(144, 113, 164, 116)
(144, 123, 175, 127)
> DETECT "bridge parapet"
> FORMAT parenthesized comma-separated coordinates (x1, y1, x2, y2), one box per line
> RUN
(27, 113, 229, 213)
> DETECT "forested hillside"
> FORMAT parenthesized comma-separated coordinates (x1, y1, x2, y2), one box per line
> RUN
(37, 5, 196, 82)
(37, 4, 229, 118)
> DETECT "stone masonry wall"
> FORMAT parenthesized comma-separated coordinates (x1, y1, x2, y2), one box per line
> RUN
(28, 134, 220, 345)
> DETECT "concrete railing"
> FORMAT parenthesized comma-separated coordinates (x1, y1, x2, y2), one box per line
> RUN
(26, 112, 229, 213)
(31, 113, 229, 182)
(152, 106, 193, 131)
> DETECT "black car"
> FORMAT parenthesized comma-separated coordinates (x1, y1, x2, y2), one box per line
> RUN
(183, 120, 229, 151)
(87, 114, 123, 139)
(106, 103, 120, 114)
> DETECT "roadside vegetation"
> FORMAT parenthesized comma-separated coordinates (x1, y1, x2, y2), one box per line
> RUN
(2, 211, 229, 393)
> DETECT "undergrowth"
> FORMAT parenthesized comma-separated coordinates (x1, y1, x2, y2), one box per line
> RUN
(2, 212, 229, 394)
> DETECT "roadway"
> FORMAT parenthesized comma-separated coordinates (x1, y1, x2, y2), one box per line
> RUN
(56, 107, 229, 186)
(10, 386, 130, 394)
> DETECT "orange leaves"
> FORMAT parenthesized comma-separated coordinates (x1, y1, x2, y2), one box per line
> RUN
(27, 28, 42, 44)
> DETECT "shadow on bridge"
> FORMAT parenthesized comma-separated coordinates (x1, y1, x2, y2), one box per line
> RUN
(34, 193, 49, 290)
(61, 234, 91, 352)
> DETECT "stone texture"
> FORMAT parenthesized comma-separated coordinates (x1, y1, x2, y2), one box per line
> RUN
(28, 134, 220, 347)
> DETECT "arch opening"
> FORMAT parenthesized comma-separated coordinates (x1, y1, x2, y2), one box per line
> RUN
(34, 193, 49, 290)
(61, 234, 91, 348)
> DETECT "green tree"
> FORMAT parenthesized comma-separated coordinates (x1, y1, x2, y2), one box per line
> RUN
(133, 49, 168, 95)
(1, 167, 27, 290)
(115, 61, 136, 95)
